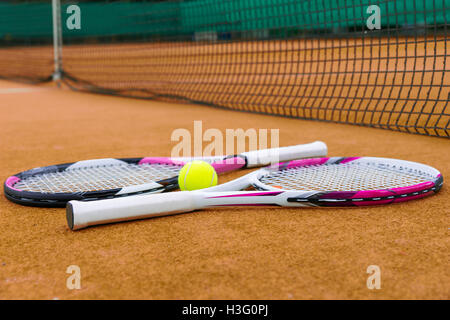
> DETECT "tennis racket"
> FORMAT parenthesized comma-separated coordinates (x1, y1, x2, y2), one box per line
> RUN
(67, 156, 443, 230)
(4, 141, 327, 207)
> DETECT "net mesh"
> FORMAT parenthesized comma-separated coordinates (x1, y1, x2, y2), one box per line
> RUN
(0, 0, 54, 82)
(260, 160, 434, 190)
(0, 0, 448, 137)
(13, 163, 181, 193)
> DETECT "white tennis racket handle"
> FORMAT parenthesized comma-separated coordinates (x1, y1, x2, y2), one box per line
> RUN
(67, 192, 198, 230)
(243, 141, 327, 167)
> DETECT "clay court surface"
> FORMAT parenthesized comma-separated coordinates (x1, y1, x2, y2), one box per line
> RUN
(0, 79, 448, 299)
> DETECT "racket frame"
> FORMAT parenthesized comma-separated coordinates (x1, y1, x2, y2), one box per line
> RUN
(4, 141, 327, 207)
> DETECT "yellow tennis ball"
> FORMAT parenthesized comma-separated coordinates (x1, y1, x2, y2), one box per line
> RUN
(178, 160, 218, 191)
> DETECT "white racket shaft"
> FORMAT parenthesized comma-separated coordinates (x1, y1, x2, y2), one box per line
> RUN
(173, 140, 327, 168)
(237, 140, 327, 167)
(68, 190, 295, 230)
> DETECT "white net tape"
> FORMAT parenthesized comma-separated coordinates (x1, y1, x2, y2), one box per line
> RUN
(13, 163, 181, 193)
(260, 161, 433, 191)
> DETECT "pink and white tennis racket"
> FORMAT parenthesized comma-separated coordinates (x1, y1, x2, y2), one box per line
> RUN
(67, 156, 443, 230)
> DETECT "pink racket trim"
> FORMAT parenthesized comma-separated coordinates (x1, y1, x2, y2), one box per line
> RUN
(389, 181, 436, 194)
(207, 191, 283, 199)
(212, 203, 279, 207)
(339, 157, 362, 164)
(5, 176, 21, 191)
(211, 157, 246, 173)
(275, 157, 329, 169)
(138, 157, 186, 166)
(138, 156, 246, 174)
(316, 181, 440, 206)
(321, 181, 437, 200)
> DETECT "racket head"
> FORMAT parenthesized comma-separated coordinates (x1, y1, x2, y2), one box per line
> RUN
(247, 157, 443, 206)
(3, 141, 329, 207)
(3, 157, 212, 207)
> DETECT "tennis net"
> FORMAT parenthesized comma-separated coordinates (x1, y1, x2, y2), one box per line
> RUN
(0, 0, 448, 137)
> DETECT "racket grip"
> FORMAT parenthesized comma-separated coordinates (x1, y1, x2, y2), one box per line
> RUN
(243, 141, 327, 168)
(67, 192, 198, 230)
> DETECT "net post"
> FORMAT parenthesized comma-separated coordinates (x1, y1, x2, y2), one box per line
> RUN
(52, 0, 63, 86)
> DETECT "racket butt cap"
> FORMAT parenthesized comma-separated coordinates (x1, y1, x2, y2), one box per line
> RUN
(66, 202, 75, 230)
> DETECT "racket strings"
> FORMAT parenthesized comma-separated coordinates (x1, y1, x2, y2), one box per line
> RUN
(261, 162, 434, 191)
(13, 163, 181, 193)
